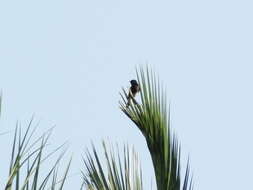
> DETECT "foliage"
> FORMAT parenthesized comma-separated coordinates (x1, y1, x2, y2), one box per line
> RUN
(82, 142, 143, 190)
(119, 67, 193, 190)
(1, 67, 193, 190)
(2, 117, 71, 190)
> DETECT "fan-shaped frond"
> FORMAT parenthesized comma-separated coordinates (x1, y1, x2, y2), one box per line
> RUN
(5, 118, 71, 190)
(82, 142, 143, 190)
(120, 66, 193, 190)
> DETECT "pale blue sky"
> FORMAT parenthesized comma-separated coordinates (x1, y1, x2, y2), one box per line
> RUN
(1, 0, 253, 189)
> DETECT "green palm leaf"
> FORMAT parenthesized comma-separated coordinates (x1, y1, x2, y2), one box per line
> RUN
(5, 119, 71, 190)
(82, 141, 143, 190)
(120, 66, 193, 190)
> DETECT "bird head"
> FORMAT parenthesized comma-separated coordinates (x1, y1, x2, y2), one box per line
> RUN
(130, 80, 138, 86)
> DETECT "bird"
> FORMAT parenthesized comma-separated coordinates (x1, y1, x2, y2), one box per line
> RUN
(126, 79, 140, 107)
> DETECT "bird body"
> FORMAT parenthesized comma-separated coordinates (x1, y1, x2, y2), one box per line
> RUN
(126, 80, 140, 107)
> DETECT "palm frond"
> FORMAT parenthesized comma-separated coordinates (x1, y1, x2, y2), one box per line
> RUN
(82, 141, 143, 190)
(5, 119, 71, 190)
(120, 66, 193, 190)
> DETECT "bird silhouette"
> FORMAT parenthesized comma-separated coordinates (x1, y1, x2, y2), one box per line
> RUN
(126, 79, 140, 107)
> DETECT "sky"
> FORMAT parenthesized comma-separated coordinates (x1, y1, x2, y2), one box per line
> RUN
(0, 0, 253, 189)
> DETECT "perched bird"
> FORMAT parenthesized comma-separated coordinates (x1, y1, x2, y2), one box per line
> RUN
(126, 79, 140, 107)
